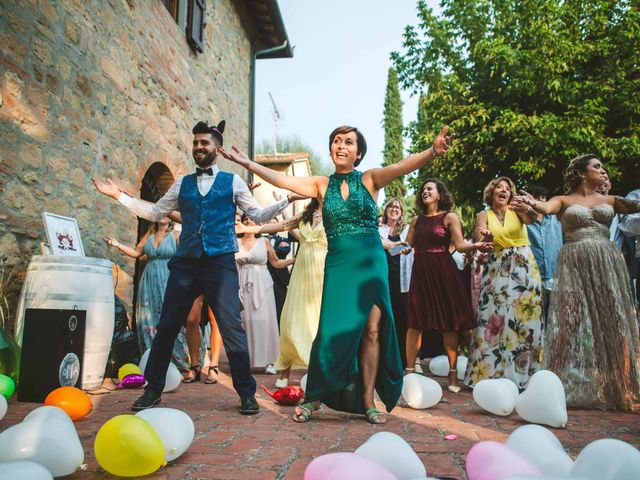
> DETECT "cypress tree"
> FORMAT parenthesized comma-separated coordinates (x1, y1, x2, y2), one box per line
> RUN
(382, 67, 406, 200)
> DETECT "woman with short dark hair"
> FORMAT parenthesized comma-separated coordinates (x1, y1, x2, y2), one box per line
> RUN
(220, 124, 454, 424)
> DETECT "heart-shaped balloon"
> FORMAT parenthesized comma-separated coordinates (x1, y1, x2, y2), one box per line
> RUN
(355, 431, 427, 480)
(570, 438, 640, 480)
(136, 408, 195, 462)
(466, 441, 542, 480)
(505, 424, 573, 475)
(427, 355, 449, 376)
(0, 461, 54, 480)
(304, 452, 396, 480)
(0, 406, 85, 477)
(473, 378, 519, 416)
(402, 373, 442, 409)
(261, 385, 304, 405)
(515, 370, 567, 427)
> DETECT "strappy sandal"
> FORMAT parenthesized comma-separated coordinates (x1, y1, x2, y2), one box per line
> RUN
(204, 365, 219, 384)
(365, 407, 386, 424)
(292, 403, 318, 423)
(182, 364, 201, 383)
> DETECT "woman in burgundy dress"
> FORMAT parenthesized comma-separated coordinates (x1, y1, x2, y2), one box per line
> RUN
(406, 179, 492, 392)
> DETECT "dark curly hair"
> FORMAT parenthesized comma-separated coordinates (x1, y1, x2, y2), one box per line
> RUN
(416, 178, 454, 213)
(328, 126, 367, 167)
(563, 154, 599, 194)
(300, 198, 320, 225)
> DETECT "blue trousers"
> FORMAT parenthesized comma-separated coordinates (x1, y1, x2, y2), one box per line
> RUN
(144, 254, 256, 398)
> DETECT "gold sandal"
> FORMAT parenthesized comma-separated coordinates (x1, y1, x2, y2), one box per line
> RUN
(292, 403, 318, 423)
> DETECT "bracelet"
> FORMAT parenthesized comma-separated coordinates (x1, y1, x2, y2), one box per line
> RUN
(430, 144, 437, 156)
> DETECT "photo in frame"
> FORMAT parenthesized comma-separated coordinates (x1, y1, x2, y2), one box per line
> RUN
(42, 212, 85, 256)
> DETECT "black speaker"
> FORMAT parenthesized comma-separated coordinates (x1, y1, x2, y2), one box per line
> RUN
(18, 308, 86, 403)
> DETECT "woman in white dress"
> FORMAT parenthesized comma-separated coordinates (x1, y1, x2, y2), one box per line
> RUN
(236, 214, 295, 372)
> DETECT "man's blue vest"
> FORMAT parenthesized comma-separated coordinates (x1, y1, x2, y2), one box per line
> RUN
(175, 172, 238, 257)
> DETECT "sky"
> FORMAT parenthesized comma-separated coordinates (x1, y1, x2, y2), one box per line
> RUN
(255, 0, 439, 188)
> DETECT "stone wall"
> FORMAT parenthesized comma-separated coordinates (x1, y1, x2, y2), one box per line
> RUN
(0, 0, 253, 322)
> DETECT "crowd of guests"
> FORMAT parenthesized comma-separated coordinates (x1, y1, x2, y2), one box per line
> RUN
(99, 119, 640, 420)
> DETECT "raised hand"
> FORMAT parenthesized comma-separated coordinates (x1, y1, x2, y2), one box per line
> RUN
(92, 177, 120, 199)
(433, 125, 456, 156)
(218, 146, 251, 168)
(477, 228, 494, 243)
(104, 237, 119, 248)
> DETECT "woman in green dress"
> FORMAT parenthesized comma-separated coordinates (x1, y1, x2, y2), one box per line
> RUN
(220, 125, 454, 423)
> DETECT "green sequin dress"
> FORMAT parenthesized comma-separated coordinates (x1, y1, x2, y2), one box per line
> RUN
(304, 170, 403, 414)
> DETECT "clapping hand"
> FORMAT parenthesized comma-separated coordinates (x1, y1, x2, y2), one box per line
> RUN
(477, 228, 493, 243)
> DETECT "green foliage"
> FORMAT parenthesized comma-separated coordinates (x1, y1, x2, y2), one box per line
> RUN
(256, 135, 332, 176)
(382, 68, 407, 199)
(392, 0, 640, 206)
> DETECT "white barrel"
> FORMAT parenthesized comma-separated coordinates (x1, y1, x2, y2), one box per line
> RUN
(15, 255, 115, 390)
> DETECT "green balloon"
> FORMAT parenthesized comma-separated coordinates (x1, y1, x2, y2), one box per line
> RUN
(0, 374, 15, 399)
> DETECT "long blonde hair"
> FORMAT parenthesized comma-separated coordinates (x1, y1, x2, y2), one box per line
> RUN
(382, 198, 405, 237)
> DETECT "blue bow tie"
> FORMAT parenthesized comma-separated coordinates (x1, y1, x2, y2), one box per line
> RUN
(196, 167, 213, 176)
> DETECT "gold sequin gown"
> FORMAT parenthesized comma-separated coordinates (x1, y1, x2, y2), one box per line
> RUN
(545, 204, 640, 410)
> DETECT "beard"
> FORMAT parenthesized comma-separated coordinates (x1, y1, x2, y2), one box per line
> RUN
(193, 150, 217, 167)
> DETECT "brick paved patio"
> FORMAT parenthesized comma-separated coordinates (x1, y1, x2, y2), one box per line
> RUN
(1, 364, 638, 479)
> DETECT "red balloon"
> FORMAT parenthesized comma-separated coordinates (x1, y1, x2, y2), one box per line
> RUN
(261, 384, 304, 405)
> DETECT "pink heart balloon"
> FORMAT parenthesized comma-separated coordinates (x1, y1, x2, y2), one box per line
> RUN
(466, 441, 543, 480)
(304, 452, 396, 480)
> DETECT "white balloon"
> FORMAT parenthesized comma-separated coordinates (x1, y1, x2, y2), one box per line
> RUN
(139, 349, 181, 393)
(456, 356, 468, 381)
(473, 378, 519, 416)
(515, 370, 567, 428)
(23, 406, 73, 425)
(570, 439, 640, 480)
(0, 461, 53, 480)
(427, 355, 449, 377)
(402, 373, 442, 409)
(164, 363, 182, 392)
(0, 395, 6, 420)
(0, 412, 84, 477)
(136, 408, 195, 461)
(355, 431, 427, 480)
(505, 477, 587, 480)
(300, 373, 308, 392)
(506, 424, 573, 476)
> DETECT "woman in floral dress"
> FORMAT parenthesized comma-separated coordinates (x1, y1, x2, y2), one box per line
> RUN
(464, 177, 543, 389)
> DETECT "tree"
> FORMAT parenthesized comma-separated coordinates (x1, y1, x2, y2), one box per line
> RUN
(256, 135, 332, 176)
(382, 67, 407, 200)
(392, 0, 640, 206)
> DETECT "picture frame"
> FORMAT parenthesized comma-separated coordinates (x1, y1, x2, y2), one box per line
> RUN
(42, 212, 85, 257)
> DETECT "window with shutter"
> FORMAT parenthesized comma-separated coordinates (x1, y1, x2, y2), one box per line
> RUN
(187, 0, 206, 53)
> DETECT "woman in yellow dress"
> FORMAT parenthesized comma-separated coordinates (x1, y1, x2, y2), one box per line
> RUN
(237, 199, 327, 388)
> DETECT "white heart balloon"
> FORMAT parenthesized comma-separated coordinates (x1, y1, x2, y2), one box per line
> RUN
(300, 373, 308, 392)
(136, 408, 195, 462)
(139, 349, 181, 393)
(427, 355, 449, 376)
(0, 394, 6, 420)
(355, 431, 427, 480)
(0, 461, 53, 480)
(506, 424, 573, 475)
(570, 439, 640, 480)
(515, 370, 567, 427)
(0, 411, 84, 477)
(456, 356, 468, 380)
(402, 373, 442, 409)
(23, 405, 73, 425)
(473, 378, 519, 416)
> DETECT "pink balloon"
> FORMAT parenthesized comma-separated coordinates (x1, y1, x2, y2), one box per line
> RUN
(116, 374, 145, 389)
(304, 452, 396, 480)
(466, 441, 543, 480)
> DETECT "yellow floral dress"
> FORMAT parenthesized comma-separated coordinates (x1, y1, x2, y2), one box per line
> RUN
(464, 209, 543, 389)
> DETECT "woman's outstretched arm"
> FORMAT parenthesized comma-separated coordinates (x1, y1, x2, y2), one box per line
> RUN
(219, 146, 328, 199)
(366, 126, 455, 191)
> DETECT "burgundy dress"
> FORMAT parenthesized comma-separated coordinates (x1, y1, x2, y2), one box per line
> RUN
(407, 213, 476, 332)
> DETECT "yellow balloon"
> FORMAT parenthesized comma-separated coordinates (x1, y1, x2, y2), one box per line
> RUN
(94, 415, 166, 477)
(117, 363, 142, 382)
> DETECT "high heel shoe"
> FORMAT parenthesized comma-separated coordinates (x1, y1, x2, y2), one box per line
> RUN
(204, 365, 219, 384)
(182, 364, 201, 383)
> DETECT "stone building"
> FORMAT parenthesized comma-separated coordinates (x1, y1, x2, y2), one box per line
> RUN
(0, 0, 292, 321)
